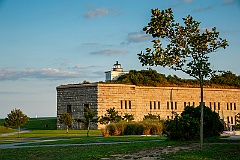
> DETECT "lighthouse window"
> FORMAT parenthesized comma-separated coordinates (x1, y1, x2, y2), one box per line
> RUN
(129, 101, 132, 109)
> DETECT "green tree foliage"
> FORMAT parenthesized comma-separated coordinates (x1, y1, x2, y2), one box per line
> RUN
(115, 69, 240, 88)
(83, 107, 98, 136)
(143, 113, 160, 121)
(211, 71, 240, 88)
(138, 8, 228, 79)
(98, 107, 122, 124)
(123, 113, 134, 122)
(164, 106, 224, 141)
(4, 108, 29, 138)
(116, 69, 167, 86)
(59, 112, 72, 133)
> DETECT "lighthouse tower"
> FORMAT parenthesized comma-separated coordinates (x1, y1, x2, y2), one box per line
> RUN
(105, 61, 128, 81)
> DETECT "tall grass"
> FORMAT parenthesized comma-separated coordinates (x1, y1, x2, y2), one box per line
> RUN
(102, 120, 164, 136)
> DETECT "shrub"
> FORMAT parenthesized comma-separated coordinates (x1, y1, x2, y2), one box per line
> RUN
(101, 128, 109, 137)
(115, 121, 126, 136)
(150, 122, 163, 134)
(164, 106, 224, 141)
(124, 122, 144, 135)
(102, 120, 164, 136)
(141, 120, 164, 135)
(106, 123, 118, 136)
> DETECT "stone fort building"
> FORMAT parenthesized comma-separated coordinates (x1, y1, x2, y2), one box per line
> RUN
(57, 62, 240, 129)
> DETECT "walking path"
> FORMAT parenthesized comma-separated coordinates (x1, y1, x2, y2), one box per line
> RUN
(0, 140, 164, 149)
(0, 131, 239, 150)
(0, 130, 30, 137)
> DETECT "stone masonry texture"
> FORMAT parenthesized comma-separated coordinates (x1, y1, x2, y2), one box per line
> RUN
(57, 83, 240, 129)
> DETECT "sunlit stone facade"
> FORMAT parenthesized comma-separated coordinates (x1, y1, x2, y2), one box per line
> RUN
(57, 83, 240, 129)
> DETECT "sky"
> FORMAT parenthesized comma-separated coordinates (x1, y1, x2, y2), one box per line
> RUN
(0, 0, 239, 118)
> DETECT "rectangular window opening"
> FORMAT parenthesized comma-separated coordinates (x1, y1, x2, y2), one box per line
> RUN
(67, 105, 72, 113)
(158, 102, 160, 109)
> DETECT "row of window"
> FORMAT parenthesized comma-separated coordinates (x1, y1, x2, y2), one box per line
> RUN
(227, 116, 238, 124)
(65, 101, 237, 112)
(149, 101, 238, 111)
(226, 103, 237, 110)
(150, 101, 161, 110)
(120, 100, 132, 109)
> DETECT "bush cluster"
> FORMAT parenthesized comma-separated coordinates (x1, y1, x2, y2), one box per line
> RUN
(101, 120, 163, 136)
(164, 105, 224, 141)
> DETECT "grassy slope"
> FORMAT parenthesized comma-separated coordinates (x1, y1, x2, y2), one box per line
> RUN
(0, 117, 57, 132)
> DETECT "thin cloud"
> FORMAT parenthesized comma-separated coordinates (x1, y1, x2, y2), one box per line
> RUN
(0, 68, 79, 81)
(222, 0, 239, 5)
(194, 5, 214, 12)
(89, 49, 127, 56)
(81, 42, 98, 45)
(84, 8, 110, 18)
(184, 0, 193, 3)
(127, 31, 152, 43)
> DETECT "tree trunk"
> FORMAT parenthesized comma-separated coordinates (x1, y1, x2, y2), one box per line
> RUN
(66, 125, 69, 134)
(87, 119, 90, 137)
(200, 75, 204, 150)
(18, 126, 20, 138)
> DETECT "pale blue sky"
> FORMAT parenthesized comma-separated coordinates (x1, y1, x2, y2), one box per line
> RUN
(0, 0, 239, 118)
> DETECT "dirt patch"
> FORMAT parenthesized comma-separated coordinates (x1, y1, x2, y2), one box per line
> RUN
(110, 143, 200, 160)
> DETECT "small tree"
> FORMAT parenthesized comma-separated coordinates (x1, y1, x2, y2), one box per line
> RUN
(4, 108, 29, 138)
(138, 8, 228, 150)
(98, 107, 122, 124)
(143, 113, 160, 121)
(123, 113, 134, 122)
(59, 112, 72, 133)
(83, 107, 98, 137)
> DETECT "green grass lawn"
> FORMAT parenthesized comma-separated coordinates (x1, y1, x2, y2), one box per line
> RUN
(0, 117, 57, 131)
(0, 135, 239, 160)
(1, 117, 240, 160)
(162, 143, 240, 160)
